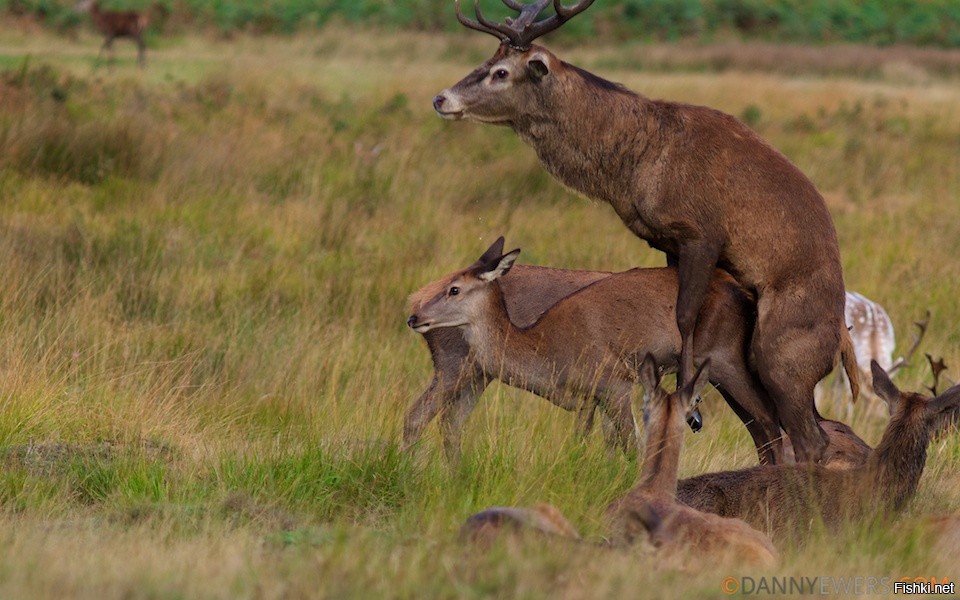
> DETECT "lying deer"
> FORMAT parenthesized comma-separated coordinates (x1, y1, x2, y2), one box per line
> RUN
(460, 356, 778, 567)
(407, 238, 859, 464)
(817, 292, 929, 417)
(435, 0, 852, 463)
(606, 356, 779, 566)
(676, 361, 960, 538)
(75, 0, 151, 67)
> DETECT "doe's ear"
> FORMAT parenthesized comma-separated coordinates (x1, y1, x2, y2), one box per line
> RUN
(477, 248, 520, 282)
(871, 360, 901, 413)
(679, 359, 711, 411)
(638, 354, 660, 397)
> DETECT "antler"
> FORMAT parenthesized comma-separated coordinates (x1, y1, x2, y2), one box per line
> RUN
(455, 0, 596, 49)
(886, 309, 930, 376)
(925, 353, 948, 396)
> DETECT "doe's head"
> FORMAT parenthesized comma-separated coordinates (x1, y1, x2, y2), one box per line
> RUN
(406, 236, 519, 334)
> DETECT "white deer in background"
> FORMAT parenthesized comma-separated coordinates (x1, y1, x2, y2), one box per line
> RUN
(820, 292, 929, 417)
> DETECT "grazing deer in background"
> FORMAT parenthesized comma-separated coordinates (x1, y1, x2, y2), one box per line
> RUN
(818, 292, 929, 417)
(460, 356, 777, 567)
(605, 356, 779, 567)
(435, 0, 853, 463)
(676, 362, 960, 539)
(407, 237, 859, 465)
(75, 0, 150, 67)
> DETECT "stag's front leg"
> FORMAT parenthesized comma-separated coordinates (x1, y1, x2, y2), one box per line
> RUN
(675, 240, 723, 390)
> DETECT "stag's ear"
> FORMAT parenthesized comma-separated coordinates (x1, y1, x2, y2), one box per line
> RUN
(527, 56, 550, 82)
(679, 359, 711, 412)
(477, 248, 520, 282)
(871, 360, 901, 413)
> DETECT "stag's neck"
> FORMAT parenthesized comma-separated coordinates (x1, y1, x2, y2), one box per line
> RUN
(512, 68, 659, 205)
(636, 416, 684, 496)
(867, 414, 930, 510)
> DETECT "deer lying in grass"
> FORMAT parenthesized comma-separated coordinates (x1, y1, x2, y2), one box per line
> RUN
(435, 0, 852, 464)
(606, 356, 779, 567)
(460, 503, 581, 545)
(407, 238, 857, 464)
(460, 356, 777, 567)
(75, 0, 151, 67)
(676, 361, 960, 538)
(817, 293, 929, 417)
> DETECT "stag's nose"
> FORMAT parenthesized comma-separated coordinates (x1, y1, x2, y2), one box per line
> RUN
(432, 94, 446, 112)
(407, 315, 418, 329)
(687, 407, 703, 433)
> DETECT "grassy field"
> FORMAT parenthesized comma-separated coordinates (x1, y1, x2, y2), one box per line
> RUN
(1, 24, 959, 599)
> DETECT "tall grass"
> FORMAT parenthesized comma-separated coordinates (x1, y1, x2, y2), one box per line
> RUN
(0, 25, 958, 598)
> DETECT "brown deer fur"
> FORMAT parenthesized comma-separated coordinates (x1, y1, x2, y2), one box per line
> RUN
(407, 238, 793, 464)
(436, 16, 851, 463)
(76, 0, 150, 67)
(404, 261, 611, 462)
(606, 356, 778, 567)
(460, 503, 581, 545)
(676, 362, 960, 538)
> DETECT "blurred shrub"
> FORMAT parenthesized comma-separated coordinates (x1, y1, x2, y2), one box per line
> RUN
(6, 0, 960, 47)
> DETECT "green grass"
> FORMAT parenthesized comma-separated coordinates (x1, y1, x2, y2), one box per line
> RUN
(0, 23, 959, 598)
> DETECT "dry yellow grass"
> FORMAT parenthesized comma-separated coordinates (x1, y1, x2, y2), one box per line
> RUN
(0, 23, 958, 599)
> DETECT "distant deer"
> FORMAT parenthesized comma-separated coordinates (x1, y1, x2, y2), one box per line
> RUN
(817, 292, 929, 417)
(435, 0, 852, 463)
(407, 238, 862, 465)
(676, 361, 960, 538)
(605, 356, 779, 566)
(461, 356, 777, 567)
(75, 0, 151, 67)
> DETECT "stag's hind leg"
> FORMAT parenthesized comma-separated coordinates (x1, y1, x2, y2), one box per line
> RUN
(752, 289, 841, 463)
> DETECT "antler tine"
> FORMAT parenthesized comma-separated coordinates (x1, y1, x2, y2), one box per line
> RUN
(516, 0, 595, 47)
(455, 0, 519, 45)
(454, 0, 596, 49)
(925, 353, 948, 396)
(886, 309, 931, 376)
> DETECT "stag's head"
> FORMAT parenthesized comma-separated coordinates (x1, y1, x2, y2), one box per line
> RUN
(406, 237, 519, 334)
(433, 0, 595, 125)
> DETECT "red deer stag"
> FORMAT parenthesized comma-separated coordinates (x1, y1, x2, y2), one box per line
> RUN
(676, 361, 960, 538)
(75, 0, 150, 68)
(407, 238, 859, 465)
(434, 0, 853, 463)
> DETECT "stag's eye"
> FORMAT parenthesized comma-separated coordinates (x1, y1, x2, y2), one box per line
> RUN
(448, 286, 460, 297)
(492, 69, 509, 80)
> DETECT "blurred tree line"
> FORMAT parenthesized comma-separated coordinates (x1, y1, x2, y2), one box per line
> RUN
(4, 0, 960, 47)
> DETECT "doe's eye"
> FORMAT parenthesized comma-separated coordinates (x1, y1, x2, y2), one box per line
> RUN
(448, 286, 460, 296)
(492, 69, 509, 80)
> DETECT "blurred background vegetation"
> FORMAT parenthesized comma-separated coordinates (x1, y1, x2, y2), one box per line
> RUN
(4, 0, 960, 47)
